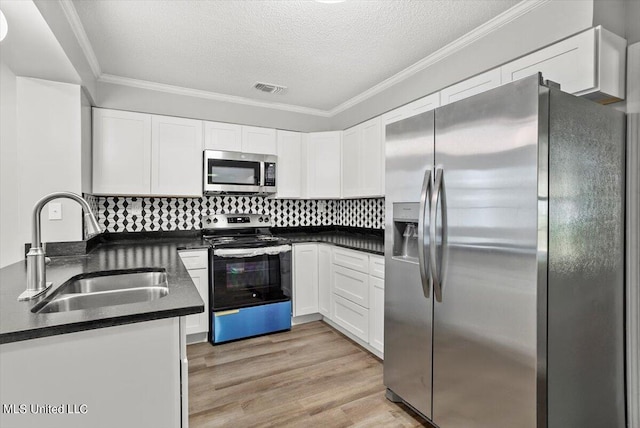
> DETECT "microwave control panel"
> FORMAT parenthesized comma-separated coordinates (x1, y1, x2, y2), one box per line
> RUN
(264, 163, 276, 187)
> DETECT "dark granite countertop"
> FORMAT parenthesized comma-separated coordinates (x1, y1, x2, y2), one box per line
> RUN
(272, 227, 384, 255)
(0, 227, 383, 344)
(0, 233, 207, 344)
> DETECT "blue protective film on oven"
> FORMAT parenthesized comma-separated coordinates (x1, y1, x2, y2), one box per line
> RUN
(212, 300, 292, 344)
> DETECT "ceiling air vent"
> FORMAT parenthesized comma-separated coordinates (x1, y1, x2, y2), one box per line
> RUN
(254, 82, 287, 94)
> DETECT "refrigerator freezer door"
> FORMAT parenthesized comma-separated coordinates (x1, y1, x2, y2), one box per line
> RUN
(384, 111, 435, 419)
(432, 76, 540, 427)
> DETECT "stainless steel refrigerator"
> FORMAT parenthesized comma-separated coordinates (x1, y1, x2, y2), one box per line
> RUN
(384, 74, 626, 428)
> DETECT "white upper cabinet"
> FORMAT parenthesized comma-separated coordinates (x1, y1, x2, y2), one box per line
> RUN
(501, 26, 626, 103)
(203, 121, 242, 152)
(306, 131, 342, 199)
(341, 127, 360, 198)
(204, 122, 277, 155)
(93, 108, 152, 195)
(241, 126, 277, 155)
(151, 115, 203, 197)
(360, 117, 383, 196)
(276, 130, 303, 198)
(381, 93, 440, 130)
(341, 117, 383, 198)
(93, 108, 202, 197)
(440, 68, 502, 106)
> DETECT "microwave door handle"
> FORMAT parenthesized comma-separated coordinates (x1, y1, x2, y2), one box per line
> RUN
(259, 162, 265, 187)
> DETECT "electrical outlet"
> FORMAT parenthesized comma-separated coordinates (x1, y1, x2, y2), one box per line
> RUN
(318, 200, 327, 214)
(129, 200, 143, 216)
(48, 203, 62, 220)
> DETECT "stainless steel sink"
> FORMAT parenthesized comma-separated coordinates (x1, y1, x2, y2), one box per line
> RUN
(32, 268, 169, 314)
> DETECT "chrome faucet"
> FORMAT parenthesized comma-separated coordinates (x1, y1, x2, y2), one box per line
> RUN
(18, 192, 103, 301)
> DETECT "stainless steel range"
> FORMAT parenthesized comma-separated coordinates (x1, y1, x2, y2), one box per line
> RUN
(202, 213, 292, 344)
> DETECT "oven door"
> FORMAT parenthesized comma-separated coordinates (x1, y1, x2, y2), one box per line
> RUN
(211, 245, 292, 311)
(204, 151, 263, 193)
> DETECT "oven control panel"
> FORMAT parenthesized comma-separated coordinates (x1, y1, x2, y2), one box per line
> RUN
(201, 213, 273, 230)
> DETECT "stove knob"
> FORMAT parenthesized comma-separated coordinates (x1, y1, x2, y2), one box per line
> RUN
(205, 219, 211, 224)
(212, 218, 218, 224)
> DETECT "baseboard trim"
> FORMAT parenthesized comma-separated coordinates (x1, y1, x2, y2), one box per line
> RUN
(322, 317, 383, 360)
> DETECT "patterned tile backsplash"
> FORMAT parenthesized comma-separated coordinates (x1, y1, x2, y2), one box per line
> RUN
(85, 195, 385, 233)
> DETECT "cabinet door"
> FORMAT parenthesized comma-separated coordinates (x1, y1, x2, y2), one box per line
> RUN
(203, 121, 242, 152)
(369, 254, 385, 279)
(185, 268, 209, 336)
(404, 93, 441, 118)
(501, 29, 596, 96)
(306, 131, 342, 198)
(93, 108, 151, 195)
(359, 117, 383, 197)
(276, 130, 303, 198)
(440, 68, 501, 106)
(293, 244, 319, 316)
(369, 276, 385, 354)
(242, 126, 277, 155)
(341, 127, 360, 198)
(151, 115, 203, 196)
(318, 244, 332, 319)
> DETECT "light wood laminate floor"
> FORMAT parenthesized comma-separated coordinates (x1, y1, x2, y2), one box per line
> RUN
(188, 321, 430, 427)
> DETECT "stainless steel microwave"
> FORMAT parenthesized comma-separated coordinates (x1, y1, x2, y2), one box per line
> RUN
(203, 150, 277, 194)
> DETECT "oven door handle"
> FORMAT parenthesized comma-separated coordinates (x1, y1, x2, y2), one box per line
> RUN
(213, 245, 292, 258)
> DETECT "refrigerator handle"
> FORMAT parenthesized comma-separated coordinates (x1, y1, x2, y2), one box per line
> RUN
(430, 167, 447, 302)
(417, 168, 432, 299)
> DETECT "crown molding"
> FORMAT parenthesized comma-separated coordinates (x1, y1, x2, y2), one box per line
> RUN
(59, 0, 101, 78)
(62, 0, 548, 118)
(98, 74, 332, 117)
(326, 0, 550, 116)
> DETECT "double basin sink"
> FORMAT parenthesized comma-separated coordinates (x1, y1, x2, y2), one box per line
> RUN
(32, 268, 169, 314)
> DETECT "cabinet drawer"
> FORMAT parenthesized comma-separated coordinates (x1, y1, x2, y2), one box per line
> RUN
(333, 265, 369, 308)
(333, 248, 369, 273)
(179, 249, 208, 270)
(369, 255, 385, 280)
(333, 295, 369, 342)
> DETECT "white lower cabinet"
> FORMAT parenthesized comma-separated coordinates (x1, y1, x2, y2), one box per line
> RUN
(333, 294, 369, 342)
(369, 275, 385, 354)
(293, 243, 319, 316)
(333, 265, 369, 308)
(0, 318, 186, 428)
(292, 243, 384, 358)
(318, 244, 332, 318)
(178, 249, 209, 337)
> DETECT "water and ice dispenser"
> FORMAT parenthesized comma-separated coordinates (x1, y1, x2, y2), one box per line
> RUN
(392, 202, 419, 262)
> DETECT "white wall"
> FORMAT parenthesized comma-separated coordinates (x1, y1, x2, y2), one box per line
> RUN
(81, 90, 92, 194)
(96, 80, 329, 132)
(626, 41, 640, 428)
(626, 0, 640, 44)
(0, 62, 22, 268)
(16, 77, 83, 251)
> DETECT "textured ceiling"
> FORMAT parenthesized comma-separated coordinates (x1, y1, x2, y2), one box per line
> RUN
(72, 0, 521, 111)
